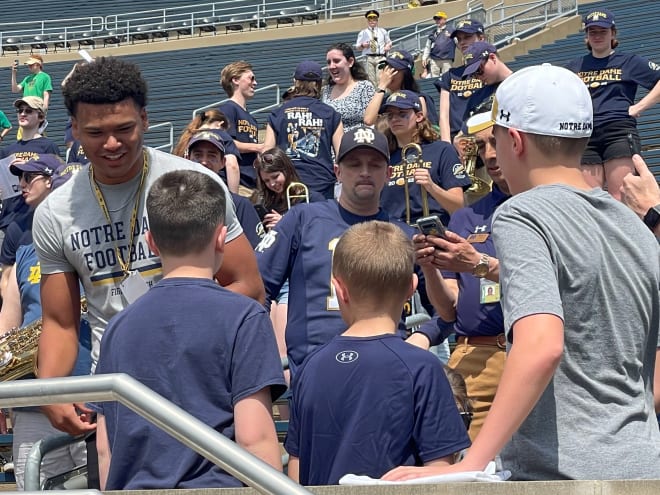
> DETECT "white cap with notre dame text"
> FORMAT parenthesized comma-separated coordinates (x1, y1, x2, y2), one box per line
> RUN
(492, 64, 593, 139)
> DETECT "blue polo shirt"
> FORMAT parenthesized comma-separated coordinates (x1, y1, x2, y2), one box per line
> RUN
(442, 184, 508, 337)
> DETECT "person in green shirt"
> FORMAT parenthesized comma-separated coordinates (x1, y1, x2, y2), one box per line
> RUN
(11, 55, 52, 139)
(0, 110, 12, 142)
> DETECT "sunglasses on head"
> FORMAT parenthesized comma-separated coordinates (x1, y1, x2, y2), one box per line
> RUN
(253, 153, 275, 168)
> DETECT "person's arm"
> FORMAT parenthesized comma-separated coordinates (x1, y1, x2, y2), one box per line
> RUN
(383, 29, 392, 52)
(11, 63, 21, 93)
(0, 265, 23, 333)
(234, 387, 282, 471)
(263, 125, 276, 152)
(331, 122, 344, 159)
(38, 272, 97, 435)
(414, 234, 458, 322)
(42, 90, 51, 111)
(424, 455, 454, 468)
(629, 79, 660, 118)
(383, 313, 564, 480)
(414, 168, 464, 214)
(0, 122, 11, 141)
(233, 139, 264, 155)
(96, 414, 111, 490)
(428, 230, 500, 283)
(224, 154, 240, 193)
(439, 89, 451, 142)
(0, 265, 14, 300)
(422, 38, 432, 65)
(287, 455, 300, 482)
(216, 233, 265, 304)
(364, 67, 397, 125)
(621, 154, 660, 235)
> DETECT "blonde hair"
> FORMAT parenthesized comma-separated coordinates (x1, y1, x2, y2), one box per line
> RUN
(332, 221, 414, 307)
(173, 109, 229, 158)
(220, 61, 253, 97)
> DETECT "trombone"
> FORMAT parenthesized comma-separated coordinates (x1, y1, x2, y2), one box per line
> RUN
(401, 143, 429, 225)
(286, 182, 310, 210)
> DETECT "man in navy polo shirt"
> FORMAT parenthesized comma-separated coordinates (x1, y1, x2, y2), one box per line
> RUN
(422, 11, 455, 78)
(413, 107, 508, 440)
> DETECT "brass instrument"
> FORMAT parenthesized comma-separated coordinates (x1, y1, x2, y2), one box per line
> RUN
(0, 298, 88, 382)
(401, 143, 429, 225)
(369, 28, 378, 53)
(458, 136, 491, 203)
(286, 181, 310, 210)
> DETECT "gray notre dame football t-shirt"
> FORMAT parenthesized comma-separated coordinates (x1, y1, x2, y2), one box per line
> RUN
(492, 184, 660, 480)
(33, 147, 243, 370)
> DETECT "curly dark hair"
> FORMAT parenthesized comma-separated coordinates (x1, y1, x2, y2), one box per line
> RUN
(62, 57, 148, 116)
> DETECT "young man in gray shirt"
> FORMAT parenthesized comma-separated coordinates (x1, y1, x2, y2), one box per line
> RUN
(384, 64, 660, 481)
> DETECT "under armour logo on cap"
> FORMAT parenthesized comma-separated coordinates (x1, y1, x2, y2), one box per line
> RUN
(499, 110, 511, 122)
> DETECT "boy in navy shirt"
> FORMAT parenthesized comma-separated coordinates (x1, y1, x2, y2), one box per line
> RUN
(93, 170, 286, 489)
(285, 220, 470, 485)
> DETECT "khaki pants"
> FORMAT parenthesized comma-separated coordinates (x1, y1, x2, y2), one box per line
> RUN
(364, 56, 385, 89)
(429, 58, 453, 77)
(448, 339, 506, 441)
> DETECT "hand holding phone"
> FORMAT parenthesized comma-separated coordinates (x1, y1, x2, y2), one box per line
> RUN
(416, 215, 446, 238)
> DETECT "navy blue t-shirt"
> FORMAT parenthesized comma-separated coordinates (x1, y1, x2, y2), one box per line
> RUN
(67, 140, 90, 165)
(256, 200, 414, 372)
(0, 215, 33, 265)
(218, 100, 259, 188)
(434, 68, 487, 138)
(285, 333, 471, 485)
(92, 277, 286, 490)
(382, 140, 470, 225)
(267, 96, 341, 195)
(442, 185, 509, 337)
(566, 52, 660, 127)
(232, 192, 263, 248)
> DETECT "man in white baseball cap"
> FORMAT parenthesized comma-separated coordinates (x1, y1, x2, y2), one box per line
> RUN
(384, 64, 660, 481)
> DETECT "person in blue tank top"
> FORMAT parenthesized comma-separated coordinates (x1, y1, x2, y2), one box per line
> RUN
(264, 61, 343, 199)
(566, 8, 660, 200)
(0, 156, 90, 489)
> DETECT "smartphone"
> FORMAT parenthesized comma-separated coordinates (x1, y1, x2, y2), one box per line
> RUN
(627, 132, 641, 176)
(14, 59, 19, 67)
(416, 215, 446, 237)
(254, 204, 269, 222)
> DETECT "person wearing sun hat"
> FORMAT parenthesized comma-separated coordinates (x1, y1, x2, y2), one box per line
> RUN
(263, 61, 343, 199)
(566, 7, 660, 201)
(383, 64, 660, 481)
(422, 11, 455, 78)
(355, 9, 392, 87)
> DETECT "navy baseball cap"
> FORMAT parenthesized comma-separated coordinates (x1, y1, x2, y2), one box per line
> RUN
(10, 154, 63, 177)
(337, 126, 389, 163)
(584, 9, 615, 29)
(51, 163, 84, 190)
(462, 41, 497, 77)
(384, 90, 422, 111)
(187, 130, 226, 155)
(451, 19, 485, 38)
(294, 61, 322, 81)
(384, 50, 414, 72)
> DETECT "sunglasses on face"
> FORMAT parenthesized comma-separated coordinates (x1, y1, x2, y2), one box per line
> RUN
(16, 107, 35, 115)
(474, 62, 486, 77)
(21, 172, 47, 184)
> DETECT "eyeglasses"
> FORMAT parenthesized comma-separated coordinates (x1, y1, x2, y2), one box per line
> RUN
(16, 107, 35, 115)
(21, 172, 47, 184)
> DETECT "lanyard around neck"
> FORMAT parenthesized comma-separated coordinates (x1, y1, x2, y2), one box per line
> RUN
(89, 149, 149, 276)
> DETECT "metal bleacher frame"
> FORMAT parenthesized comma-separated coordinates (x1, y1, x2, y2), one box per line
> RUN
(0, 0, 415, 55)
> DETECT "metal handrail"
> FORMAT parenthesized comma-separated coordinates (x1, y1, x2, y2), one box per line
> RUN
(25, 433, 85, 491)
(147, 121, 175, 152)
(192, 83, 281, 119)
(0, 374, 312, 495)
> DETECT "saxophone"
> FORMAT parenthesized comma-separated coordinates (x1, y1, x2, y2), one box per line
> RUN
(0, 298, 88, 382)
(458, 136, 491, 203)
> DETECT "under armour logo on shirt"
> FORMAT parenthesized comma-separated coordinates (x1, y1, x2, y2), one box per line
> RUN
(335, 350, 359, 363)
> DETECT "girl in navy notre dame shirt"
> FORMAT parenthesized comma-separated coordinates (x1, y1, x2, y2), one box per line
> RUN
(566, 8, 660, 200)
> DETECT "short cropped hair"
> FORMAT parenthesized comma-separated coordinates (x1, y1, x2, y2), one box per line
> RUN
(525, 133, 589, 158)
(220, 61, 253, 97)
(332, 221, 414, 307)
(62, 57, 148, 117)
(147, 170, 226, 257)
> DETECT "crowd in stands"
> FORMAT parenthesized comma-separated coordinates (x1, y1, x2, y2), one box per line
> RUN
(0, 3, 659, 491)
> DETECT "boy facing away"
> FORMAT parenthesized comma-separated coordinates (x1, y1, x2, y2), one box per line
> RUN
(92, 170, 286, 489)
(285, 220, 470, 485)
